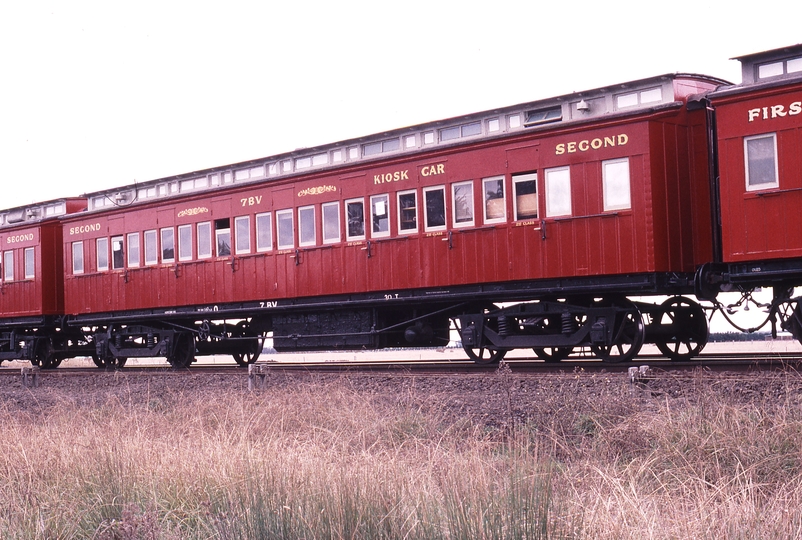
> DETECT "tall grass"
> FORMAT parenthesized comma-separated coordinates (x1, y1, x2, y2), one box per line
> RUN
(1, 369, 802, 538)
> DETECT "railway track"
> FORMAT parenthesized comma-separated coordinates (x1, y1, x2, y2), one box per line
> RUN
(2, 349, 801, 381)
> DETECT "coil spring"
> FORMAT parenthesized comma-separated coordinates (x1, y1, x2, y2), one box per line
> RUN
(498, 315, 511, 337)
(147, 333, 155, 347)
(115, 333, 123, 348)
(561, 312, 576, 334)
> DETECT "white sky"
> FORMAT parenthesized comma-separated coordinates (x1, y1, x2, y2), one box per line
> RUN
(0, 0, 799, 210)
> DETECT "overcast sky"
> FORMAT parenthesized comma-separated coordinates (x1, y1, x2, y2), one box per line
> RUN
(1, 0, 799, 210)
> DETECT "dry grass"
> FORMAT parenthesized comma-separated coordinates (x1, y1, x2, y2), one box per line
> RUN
(2, 369, 802, 538)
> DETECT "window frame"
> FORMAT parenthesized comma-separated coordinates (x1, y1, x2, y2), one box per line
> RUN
(423, 185, 447, 232)
(482, 176, 506, 224)
(160, 227, 175, 264)
(72, 242, 83, 275)
(24, 247, 34, 279)
(215, 219, 231, 257)
(234, 216, 251, 255)
(512, 173, 538, 221)
(144, 230, 158, 266)
(178, 224, 193, 261)
(127, 232, 140, 268)
(744, 133, 779, 191)
(111, 235, 125, 270)
(276, 209, 294, 250)
(197, 222, 212, 259)
(397, 189, 418, 234)
(298, 205, 316, 247)
(602, 158, 632, 211)
(345, 198, 366, 241)
(452, 181, 475, 228)
(256, 212, 273, 252)
(322, 202, 341, 244)
(96, 237, 109, 272)
(545, 166, 572, 218)
(370, 194, 390, 239)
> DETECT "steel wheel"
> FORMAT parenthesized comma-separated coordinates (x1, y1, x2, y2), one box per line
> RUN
(92, 354, 127, 369)
(168, 333, 195, 368)
(533, 346, 573, 363)
(35, 338, 61, 369)
(463, 345, 507, 364)
(232, 322, 262, 367)
(655, 296, 708, 361)
(590, 303, 645, 363)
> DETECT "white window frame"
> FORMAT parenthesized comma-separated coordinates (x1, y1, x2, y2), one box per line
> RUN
(144, 230, 158, 266)
(160, 227, 175, 264)
(127, 232, 140, 268)
(111, 235, 125, 270)
(178, 224, 193, 261)
(256, 212, 272, 252)
(370, 194, 390, 239)
(545, 166, 572, 218)
(423, 185, 447, 232)
(397, 190, 418, 234)
(482, 176, 506, 224)
(298, 205, 316, 247)
(215, 219, 231, 257)
(197, 222, 212, 259)
(345, 198, 366, 241)
(452, 181, 475, 228)
(96, 237, 109, 272)
(744, 133, 779, 191)
(72, 243, 83, 275)
(322, 202, 340, 244)
(513, 173, 538, 221)
(602, 158, 632, 211)
(24, 248, 34, 279)
(235, 216, 251, 254)
(276, 209, 294, 250)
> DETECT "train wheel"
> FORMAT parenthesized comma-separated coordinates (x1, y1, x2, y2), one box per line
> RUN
(655, 297, 708, 361)
(92, 354, 127, 370)
(590, 303, 645, 363)
(35, 339, 61, 369)
(232, 322, 262, 367)
(533, 347, 573, 363)
(168, 333, 195, 368)
(463, 345, 507, 364)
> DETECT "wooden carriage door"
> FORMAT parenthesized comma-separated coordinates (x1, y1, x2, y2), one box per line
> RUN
(505, 144, 543, 282)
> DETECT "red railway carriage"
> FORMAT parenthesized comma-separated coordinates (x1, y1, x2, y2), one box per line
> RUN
(0, 198, 86, 367)
(699, 44, 802, 341)
(58, 71, 725, 367)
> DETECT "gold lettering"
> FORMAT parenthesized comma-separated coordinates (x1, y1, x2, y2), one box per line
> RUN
(591, 138, 602, 149)
(555, 143, 565, 155)
(555, 133, 629, 155)
(618, 134, 628, 145)
(578, 140, 589, 151)
(748, 108, 761, 122)
(567, 142, 577, 153)
(791, 102, 802, 115)
(604, 136, 615, 147)
(771, 105, 787, 118)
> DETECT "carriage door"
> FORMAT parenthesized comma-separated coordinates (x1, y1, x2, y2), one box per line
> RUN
(505, 144, 543, 281)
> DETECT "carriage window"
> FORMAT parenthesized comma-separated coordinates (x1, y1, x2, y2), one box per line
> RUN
(145, 230, 158, 265)
(235, 216, 250, 254)
(215, 219, 231, 257)
(322, 202, 340, 244)
(197, 222, 211, 259)
(72, 243, 83, 275)
(545, 167, 572, 217)
(24, 248, 34, 279)
(603, 158, 631, 210)
(744, 133, 779, 190)
(483, 176, 506, 223)
(513, 173, 538, 220)
(97, 237, 109, 271)
(424, 186, 446, 231)
(276, 210, 294, 249)
(127, 232, 140, 267)
(346, 199, 365, 241)
(160, 228, 175, 263)
(256, 212, 272, 252)
(112, 235, 125, 269)
(178, 225, 192, 261)
(370, 194, 390, 238)
(298, 206, 315, 247)
(452, 181, 474, 227)
(398, 190, 417, 234)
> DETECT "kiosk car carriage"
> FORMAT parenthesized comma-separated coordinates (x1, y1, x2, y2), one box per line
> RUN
(1, 44, 802, 368)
